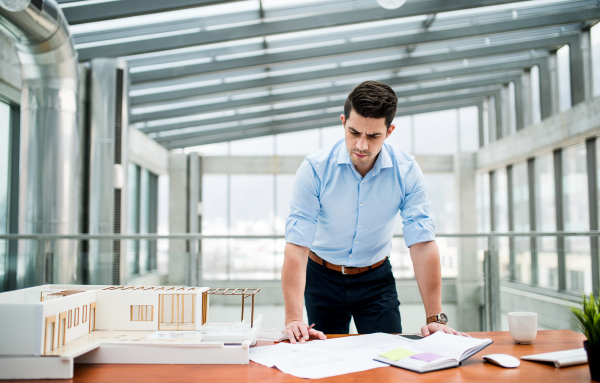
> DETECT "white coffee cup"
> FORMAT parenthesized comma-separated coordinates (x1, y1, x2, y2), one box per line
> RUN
(507, 312, 537, 344)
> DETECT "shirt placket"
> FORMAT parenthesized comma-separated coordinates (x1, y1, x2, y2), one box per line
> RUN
(351, 175, 368, 265)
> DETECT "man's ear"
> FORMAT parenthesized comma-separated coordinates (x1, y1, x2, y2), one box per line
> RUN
(386, 124, 396, 138)
(340, 114, 346, 126)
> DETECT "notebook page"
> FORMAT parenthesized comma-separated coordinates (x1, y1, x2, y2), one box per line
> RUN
(413, 332, 490, 360)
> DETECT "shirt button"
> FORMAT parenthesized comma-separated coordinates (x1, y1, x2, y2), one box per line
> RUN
(359, 225, 362, 228)
(355, 240, 358, 243)
(361, 181, 364, 183)
(350, 255, 353, 258)
(360, 203, 363, 207)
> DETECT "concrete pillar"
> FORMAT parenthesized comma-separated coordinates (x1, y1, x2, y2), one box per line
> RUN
(547, 52, 560, 115)
(168, 153, 188, 285)
(569, 31, 587, 106)
(580, 29, 593, 102)
(454, 153, 481, 331)
(538, 60, 553, 120)
(521, 70, 533, 129)
(168, 152, 202, 286)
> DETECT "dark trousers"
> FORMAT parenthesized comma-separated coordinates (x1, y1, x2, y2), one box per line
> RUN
(304, 256, 402, 334)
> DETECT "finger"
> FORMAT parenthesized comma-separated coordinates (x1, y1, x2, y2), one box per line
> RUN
(309, 328, 327, 340)
(421, 325, 430, 337)
(285, 328, 297, 344)
(300, 324, 310, 341)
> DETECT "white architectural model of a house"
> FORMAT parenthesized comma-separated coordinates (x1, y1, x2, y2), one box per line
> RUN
(0, 285, 263, 380)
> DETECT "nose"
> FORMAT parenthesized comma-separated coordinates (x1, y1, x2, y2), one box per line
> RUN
(356, 134, 368, 151)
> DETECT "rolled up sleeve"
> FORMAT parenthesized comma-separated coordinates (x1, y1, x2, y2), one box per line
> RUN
(399, 161, 436, 248)
(285, 160, 320, 248)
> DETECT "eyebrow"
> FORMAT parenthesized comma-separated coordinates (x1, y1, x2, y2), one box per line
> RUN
(348, 127, 382, 137)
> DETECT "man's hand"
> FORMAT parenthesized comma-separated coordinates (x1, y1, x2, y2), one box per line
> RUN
(285, 320, 327, 344)
(421, 322, 471, 337)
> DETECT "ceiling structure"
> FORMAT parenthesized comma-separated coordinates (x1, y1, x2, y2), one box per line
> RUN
(57, 0, 599, 149)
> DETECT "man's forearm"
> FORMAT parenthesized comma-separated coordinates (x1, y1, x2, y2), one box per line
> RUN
(409, 241, 443, 318)
(281, 243, 310, 325)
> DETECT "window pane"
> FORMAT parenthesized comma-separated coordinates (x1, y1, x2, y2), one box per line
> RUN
(139, 168, 150, 273)
(230, 136, 274, 156)
(127, 163, 140, 275)
(592, 23, 600, 97)
(427, 174, 457, 277)
(0, 101, 10, 291)
(557, 45, 572, 112)
(276, 130, 320, 156)
(230, 175, 274, 279)
(534, 153, 557, 289)
(202, 175, 228, 279)
(414, 109, 457, 154)
(476, 172, 490, 277)
(386, 116, 412, 153)
(530, 66, 541, 124)
(492, 168, 510, 280)
(321, 126, 344, 149)
(562, 143, 591, 294)
(512, 162, 530, 284)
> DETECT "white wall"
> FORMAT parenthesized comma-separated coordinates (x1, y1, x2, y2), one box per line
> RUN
(40, 290, 98, 355)
(96, 290, 206, 331)
(0, 304, 38, 356)
(96, 290, 161, 331)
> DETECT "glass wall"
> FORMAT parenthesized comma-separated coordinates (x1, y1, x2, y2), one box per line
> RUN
(199, 106, 476, 280)
(534, 153, 557, 289)
(492, 168, 510, 280)
(511, 161, 530, 284)
(127, 163, 159, 276)
(0, 101, 10, 291)
(562, 144, 591, 294)
(592, 23, 600, 97)
(556, 45, 571, 113)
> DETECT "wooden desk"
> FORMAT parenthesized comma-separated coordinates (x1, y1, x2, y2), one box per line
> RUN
(8, 330, 590, 382)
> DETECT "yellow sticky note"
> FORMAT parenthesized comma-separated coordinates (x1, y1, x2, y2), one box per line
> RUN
(380, 347, 417, 361)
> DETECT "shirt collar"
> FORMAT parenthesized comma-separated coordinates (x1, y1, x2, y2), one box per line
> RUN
(337, 143, 393, 178)
(370, 144, 393, 178)
(337, 145, 352, 165)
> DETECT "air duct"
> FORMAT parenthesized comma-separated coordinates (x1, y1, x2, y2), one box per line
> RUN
(0, 0, 80, 287)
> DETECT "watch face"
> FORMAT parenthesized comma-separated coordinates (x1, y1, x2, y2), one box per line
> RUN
(439, 313, 448, 324)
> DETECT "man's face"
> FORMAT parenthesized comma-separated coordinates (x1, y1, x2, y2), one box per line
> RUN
(341, 110, 395, 173)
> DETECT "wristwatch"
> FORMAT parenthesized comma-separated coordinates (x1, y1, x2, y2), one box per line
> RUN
(426, 312, 449, 325)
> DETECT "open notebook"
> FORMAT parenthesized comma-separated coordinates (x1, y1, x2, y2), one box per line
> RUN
(374, 332, 493, 373)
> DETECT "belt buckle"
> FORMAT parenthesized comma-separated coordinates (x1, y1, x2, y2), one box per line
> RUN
(341, 266, 347, 275)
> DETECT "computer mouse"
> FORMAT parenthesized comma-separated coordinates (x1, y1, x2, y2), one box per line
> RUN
(482, 354, 520, 368)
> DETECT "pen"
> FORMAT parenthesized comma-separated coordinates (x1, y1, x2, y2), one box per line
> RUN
(308, 323, 316, 331)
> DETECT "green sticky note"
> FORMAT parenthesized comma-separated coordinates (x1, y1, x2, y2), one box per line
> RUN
(380, 347, 417, 361)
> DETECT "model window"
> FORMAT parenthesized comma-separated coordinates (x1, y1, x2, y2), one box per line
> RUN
(74, 307, 79, 326)
(82, 305, 88, 323)
(131, 305, 153, 321)
(68, 310, 72, 328)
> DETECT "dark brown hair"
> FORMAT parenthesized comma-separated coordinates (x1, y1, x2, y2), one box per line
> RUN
(343, 80, 398, 127)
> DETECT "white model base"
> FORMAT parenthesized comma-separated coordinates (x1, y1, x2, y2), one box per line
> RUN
(0, 357, 74, 380)
(76, 342, 251, 364)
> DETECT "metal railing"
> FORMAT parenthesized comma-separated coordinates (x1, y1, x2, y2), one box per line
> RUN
(1, 231, 599, 331)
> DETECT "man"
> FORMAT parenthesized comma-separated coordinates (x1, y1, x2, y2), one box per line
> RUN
(282, 81, 466, 344)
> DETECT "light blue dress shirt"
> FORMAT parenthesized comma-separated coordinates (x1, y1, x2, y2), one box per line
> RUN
(285, 139, 435, 267)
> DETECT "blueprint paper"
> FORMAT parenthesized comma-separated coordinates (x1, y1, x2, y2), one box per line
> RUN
(249, 333, 412, 379)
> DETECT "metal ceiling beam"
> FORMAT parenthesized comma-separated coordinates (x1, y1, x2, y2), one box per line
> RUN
(163, 97, 488, 149)
(76, 0, 534, 61)
(139, 57, 545, 133)
(62, 0, 243, 25)
(156, 89, 501, 146)
(132, 70, 519, 125)
(131, 47, 547, 106)
(154, 76, 514, 143)
(131, 30, 577, 122)
(121, 0, 588, 70)
(127, 8, 596, 84)
(72, 0, 364, 45)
